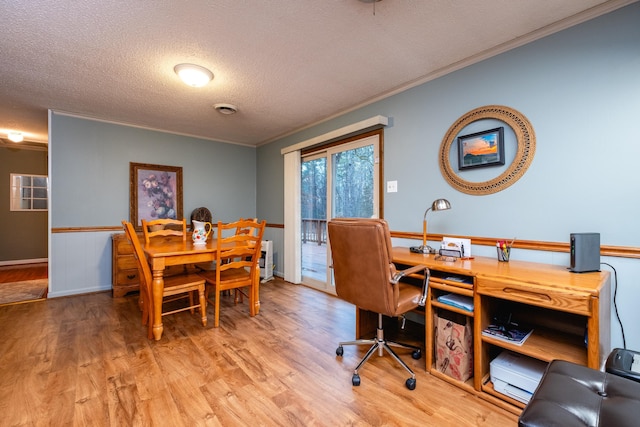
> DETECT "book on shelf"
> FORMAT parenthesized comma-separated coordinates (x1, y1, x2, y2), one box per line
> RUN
(482, 323, 534, 346)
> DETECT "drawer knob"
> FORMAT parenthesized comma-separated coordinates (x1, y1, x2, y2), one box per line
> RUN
(127, 274, 136, 280)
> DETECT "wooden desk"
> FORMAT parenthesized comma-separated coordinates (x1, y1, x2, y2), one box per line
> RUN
(143, 238, 261, 340)
(358, 247, 611, 412)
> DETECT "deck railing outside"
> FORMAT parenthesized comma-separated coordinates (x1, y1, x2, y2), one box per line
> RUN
(302, 218, 326, 245)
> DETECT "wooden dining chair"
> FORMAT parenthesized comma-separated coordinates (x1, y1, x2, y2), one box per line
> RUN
(141, 218, 187, 244)
(142, 217, 197, 273)
(195, 217, 258, 302)
(122, 220, 207, 339)
(197, 218, 266, 328)
(232, 217, 258, 303)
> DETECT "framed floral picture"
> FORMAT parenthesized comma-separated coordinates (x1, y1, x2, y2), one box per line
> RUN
(130, 162, 183, 230)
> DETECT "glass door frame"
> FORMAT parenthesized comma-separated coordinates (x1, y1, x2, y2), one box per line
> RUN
(301, 132, 382, 293)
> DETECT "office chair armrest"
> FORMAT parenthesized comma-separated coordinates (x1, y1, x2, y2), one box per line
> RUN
(392, 265, 430, 307)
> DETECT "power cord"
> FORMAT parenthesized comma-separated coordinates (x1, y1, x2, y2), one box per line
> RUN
(601, 262, 626, 349)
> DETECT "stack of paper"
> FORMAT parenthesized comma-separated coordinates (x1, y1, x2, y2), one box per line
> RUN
(437, 293, 474, 312)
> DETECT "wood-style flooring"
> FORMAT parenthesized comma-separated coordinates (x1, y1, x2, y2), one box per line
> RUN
(0, 277, 518, 426)
(0, 263, 48, 283)
(0, 263, 48, 304)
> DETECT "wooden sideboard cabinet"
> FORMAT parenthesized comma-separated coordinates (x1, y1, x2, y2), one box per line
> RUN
(112, 233, 141, 297)
(111, 232, 195, 297)
(357, 247, 611, 414)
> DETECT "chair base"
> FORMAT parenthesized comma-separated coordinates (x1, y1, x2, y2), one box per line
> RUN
(336, 313, 422, 390)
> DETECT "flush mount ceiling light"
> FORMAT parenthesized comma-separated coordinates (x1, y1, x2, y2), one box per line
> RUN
(174, 63, 214, 87)
(358, 0, 382, 14)
(7, 131, 23, 143)
(213, 103, 238, 115)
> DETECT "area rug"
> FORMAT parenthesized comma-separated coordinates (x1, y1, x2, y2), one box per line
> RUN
(0, 279, 48, 305)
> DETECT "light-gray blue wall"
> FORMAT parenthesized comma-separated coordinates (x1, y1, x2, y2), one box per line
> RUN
(49, 114, 257, 297)
(51, 114, 257, 226)
(257, 4, 640, 350)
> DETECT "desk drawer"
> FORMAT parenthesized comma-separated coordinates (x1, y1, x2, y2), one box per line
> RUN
(477, 277, 592, 315)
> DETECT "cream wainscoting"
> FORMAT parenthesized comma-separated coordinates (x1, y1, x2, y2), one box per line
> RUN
(50, 227, 118, 297)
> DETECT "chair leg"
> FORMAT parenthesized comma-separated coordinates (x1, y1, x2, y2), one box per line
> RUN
(336, 313, 420, 390)
(188, 292, 195, 314)
(248, 284, 256, 317)
(198, 287, 207, 327)
(214, 287, 221, 328)
(234, 289, 243, 304)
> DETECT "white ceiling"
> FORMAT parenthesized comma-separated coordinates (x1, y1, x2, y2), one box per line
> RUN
(0, 0, 635, 147)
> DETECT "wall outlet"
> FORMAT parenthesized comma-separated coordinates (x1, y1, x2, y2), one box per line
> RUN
(387, 180, 398, 193)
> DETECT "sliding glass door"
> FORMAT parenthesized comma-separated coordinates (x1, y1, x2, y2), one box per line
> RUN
(301, 134, 379, 292)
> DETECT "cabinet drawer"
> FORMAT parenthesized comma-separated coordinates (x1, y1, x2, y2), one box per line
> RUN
(117, 255, 138, 271)
(116, 269, 140, 285)
(115, 239, 134, 255)
(477, 277, 592, 315)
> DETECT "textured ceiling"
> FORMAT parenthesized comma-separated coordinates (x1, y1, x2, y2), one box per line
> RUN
(0, 0, 634, 147)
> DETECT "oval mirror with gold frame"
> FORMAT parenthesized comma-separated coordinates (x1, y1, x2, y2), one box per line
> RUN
(439, 105, 536, 195)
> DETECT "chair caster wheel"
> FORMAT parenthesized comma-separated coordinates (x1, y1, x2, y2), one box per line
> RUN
(405, 378, 416, 390)
(412, 349, 422, 360)
(336, 346, 344, 356)
(352, 374, 361, 386)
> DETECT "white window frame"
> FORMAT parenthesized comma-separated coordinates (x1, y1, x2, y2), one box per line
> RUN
(10, 173, 49, 211)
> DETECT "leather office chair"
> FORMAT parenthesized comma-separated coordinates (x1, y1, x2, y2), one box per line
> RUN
(327, 218, 430, 390)
(122, 221, 207, 339)
(198, 219, 266, 328)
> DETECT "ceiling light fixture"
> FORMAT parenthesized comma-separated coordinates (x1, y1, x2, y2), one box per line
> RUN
(7, 131, 24, 143)
(358, 0, 382, 15)
(213, 103, 238, 115)
(174, 63, 214, 87)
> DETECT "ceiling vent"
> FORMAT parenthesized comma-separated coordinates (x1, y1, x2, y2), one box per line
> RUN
(213, 103, 238, 115)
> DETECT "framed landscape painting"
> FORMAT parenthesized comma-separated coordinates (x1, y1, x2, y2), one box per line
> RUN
(457, 127, 505, 170)
(130, 162, 183, 229)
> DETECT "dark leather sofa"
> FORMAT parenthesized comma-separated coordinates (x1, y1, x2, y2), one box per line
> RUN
(519, 359, 640, 427)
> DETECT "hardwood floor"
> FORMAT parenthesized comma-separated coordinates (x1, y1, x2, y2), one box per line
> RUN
(0, 263, 48, 283)
(0, 278, 518, 426)
(0, 263, 48, 304)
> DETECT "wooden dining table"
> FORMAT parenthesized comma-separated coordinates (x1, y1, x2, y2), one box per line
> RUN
(142, 237, 261, 340)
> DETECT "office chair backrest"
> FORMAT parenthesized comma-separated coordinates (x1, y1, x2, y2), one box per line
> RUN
(328, 218, 401, 316)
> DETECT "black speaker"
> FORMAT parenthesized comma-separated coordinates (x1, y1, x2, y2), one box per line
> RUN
(570, 233, 600, 273)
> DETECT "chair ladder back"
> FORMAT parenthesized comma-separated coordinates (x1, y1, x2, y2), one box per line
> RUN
(216, 220, 265, 274)
(142, 218, 187, 244)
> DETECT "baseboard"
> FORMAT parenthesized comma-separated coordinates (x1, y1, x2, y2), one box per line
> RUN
(0, 258, 48, 267)
(48, 284, 112, 298)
